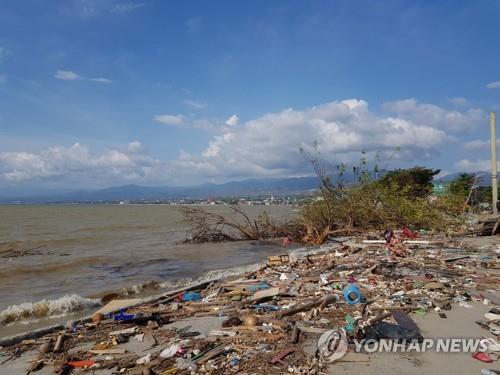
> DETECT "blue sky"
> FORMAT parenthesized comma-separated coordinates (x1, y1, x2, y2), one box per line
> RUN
(0, 0, 499, 190)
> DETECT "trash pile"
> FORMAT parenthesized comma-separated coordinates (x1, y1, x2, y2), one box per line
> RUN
(0, 229, 499, 374)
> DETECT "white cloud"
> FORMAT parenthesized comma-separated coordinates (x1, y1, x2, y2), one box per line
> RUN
(464, 138, 499, 151)
(171, 99, 466, 182)
(88, 77, 112, 83)
(383, 99, 484, 132)
(1, 99, 488, 187)
(55, 70, 80, 81)
(0, 142, 162, 186)
(456, 158, 499, 172)
(449, 97, 467, 106)
(184, 100, 206, 109)
(225, 114, 239, 127)
(154, 114, 185, 126)
(486, 81, 500, 89)
(54, 70, 112, 83)
(127, 141, 143, 152)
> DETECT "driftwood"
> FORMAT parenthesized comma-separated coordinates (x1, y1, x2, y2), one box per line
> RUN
(180, 205, 299, 243)
(276, 295, 339, 318)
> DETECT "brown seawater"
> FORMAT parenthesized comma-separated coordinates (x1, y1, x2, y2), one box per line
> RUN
(0, 204, 295, 337)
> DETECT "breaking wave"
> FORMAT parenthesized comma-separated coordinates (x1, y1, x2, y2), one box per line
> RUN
(0, 243, 341, 328)
(158, 262, 266, 290)
(0, 294, 100, 326)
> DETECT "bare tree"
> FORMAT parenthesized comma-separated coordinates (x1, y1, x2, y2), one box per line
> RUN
(180, 205, 298, 243)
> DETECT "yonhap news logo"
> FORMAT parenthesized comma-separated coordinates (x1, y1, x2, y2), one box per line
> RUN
(317, 331, 492, 363)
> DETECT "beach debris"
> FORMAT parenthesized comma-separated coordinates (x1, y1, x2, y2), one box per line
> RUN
(252, 286, 280, 302)
(243, 314, 259, 327)
(53, 334, 65, 352)
(65, 360, 96, 368)
(270, 347, 295, 365)
(221, 316, 242, 327)
(38, 342, 50, 354)
(343, 284, 363, 305)
(91, 312, 105, 323)
(160, 344, 180, 359)
(266, 254, 289, 267)
(1, 229, 499, 374)
(473, 352, 494, 363)
(178, 291, 202, 302)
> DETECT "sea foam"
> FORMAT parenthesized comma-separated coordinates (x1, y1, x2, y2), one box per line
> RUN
(0, 294, 100, 326)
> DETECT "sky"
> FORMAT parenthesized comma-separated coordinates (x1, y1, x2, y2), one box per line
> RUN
(0, 0, 500, 191)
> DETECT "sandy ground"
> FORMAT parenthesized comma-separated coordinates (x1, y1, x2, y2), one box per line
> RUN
(328, 300, 499, 375)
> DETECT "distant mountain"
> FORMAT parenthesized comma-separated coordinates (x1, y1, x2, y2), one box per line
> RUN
(0, 177, 321, 203)
(3, 170, 494, 204)
(437, 171, 492, 186)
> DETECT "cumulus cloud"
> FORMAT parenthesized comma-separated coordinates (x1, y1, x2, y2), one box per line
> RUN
(184, 100, 206, 109)
(225, 114, 239, 127)
(456, 158, 499, 172)
(154, 114, 185, 126)
(54, 70, 112, 83)
(1, 99, 488, 187)
(486, 81, 500, 89)
(383, 99, 484, 132)
(171, 99, 468, 182)
(0, 142, 163, 186)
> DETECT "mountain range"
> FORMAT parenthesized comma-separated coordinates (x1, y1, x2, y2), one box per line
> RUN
(0, 177, 321, 203)
(0, 171, 493, 203)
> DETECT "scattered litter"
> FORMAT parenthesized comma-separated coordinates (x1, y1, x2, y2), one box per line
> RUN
(1, 229, 499, 374)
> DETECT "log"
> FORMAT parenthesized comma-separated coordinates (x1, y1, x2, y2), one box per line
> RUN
(276, 295, 339, 318)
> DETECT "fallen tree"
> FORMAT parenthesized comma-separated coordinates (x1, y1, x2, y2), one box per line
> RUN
(180, 205, 302, 243)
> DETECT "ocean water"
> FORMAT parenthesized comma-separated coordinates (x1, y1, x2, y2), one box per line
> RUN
(0, 204, 295, 337)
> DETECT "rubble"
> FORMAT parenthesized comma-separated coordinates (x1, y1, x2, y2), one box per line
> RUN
(0, 229, 499, 374)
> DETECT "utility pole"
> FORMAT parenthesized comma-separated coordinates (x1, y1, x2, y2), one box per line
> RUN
(491, 112, 498, 214)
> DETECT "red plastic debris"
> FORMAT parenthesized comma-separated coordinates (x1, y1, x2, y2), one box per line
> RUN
(66, 360, 96, 368)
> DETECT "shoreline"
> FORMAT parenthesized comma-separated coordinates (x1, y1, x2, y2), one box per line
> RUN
(0, 233, 498, 374)
(0, 240, 319, 339)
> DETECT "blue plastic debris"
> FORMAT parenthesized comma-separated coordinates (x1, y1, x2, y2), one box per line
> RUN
(343, 284, 362, 305)
(344, 315, 355, 332)
(113, 309, 135, 321)
(229, 357, 241, 366)
(180, 292, 203, 302)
